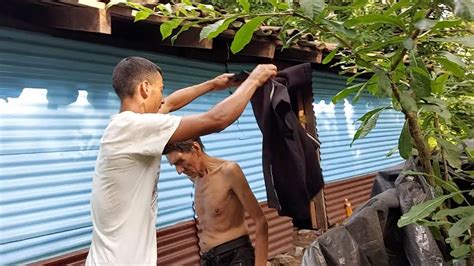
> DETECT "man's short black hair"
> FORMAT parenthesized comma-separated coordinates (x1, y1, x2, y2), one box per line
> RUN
(112, 56, 163, 99)
(163, 138, 205, 155)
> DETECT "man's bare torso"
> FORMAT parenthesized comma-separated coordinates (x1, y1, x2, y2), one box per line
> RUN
(194, 160, 249, 252)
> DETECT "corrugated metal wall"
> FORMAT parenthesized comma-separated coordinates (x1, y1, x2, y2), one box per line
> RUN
(324, 174, 377, 225)
(0, 28, 265, 264)
(312, 71, 405, 183)
(33, 202, 294, 265)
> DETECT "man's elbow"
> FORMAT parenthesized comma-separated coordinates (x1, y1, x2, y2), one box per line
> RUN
(206, 112, 229, 132)
(256, 216, 268, 232)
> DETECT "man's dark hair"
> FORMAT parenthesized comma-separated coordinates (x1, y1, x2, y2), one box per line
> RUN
(112, 56, 163, 99)
(163, 138, 205, 155)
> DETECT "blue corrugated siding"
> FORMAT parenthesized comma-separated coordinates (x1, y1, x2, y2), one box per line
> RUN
(0, 26, 405, 264)
(0, 28, 265, 264)
(312, 71, 405, 182)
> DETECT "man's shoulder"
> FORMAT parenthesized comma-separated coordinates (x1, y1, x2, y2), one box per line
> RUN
(218, 160, 240, 173)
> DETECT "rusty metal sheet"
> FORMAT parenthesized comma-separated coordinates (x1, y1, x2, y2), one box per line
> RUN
(246, 202, 294, 258)
(324, 174, 376, 226)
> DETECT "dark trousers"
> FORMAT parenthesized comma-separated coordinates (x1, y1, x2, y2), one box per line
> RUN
(200, 235, 255, 266)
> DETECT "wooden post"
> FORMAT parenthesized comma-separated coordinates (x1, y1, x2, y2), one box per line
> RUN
(296, 84, 329, 232)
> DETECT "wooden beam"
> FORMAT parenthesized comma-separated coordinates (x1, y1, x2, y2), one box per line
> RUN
(275, 47, 318, 63)
(238, 40, 276, 59)
(3, 1, 111, 34)
(301, 77, 328, 232)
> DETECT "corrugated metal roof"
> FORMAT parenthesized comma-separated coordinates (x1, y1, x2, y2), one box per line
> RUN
(324, 174, 376, 226)
(32, 202, 293, 265)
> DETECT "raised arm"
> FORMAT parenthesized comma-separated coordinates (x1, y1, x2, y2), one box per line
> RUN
(159, 73, 238, 114)
(223, 162, 268, 266)
(168, 64, 276, 143)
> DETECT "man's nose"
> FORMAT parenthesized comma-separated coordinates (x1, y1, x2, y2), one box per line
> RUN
(176, 166, 184, 175)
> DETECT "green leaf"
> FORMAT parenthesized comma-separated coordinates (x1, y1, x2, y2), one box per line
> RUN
(376, 70, 392, 96)
(418, 219, 450, 227)
(171, 23, 195, 45)
(366, 74, 379, 95)
(399, 90, 418, 112)
(268, 0, 278, 8)
(156, 3, 173, 15)
(344, 14, 405, 28)
(197, 4, 215, 12)
(160, 19, 184, 40)
(414, 19, 437, 30)
(347, 71, 368, 85)
(350, 0, 367, 9)
(322, 47, 339, 65)
(433, 159, 441, 178)
(432, 20, 463, 30)
(445, 150, 462, 170)
(351, 107, 388, 145)
(430, 226, 443, 240)
(384, 0, 411, 15)
(436, 137, 459, 151)
(432, 73, 450, 95)
(105, 0, 126, 9)
(332, 83, 365, 104)
(470, 189, 474, 197)
(352, 82, 368, 103)
(126, 2, 154, 13)
(449, 215, 474, 238)
(134, 10, 152, 22)
(436, 137, 461, 169)
(237, 0, 250, 12)
(321, 19, 356, 38)
(356, 36, 406, 54)
(433, 206, 474, 220)
(397, 192, 460, 227)
(399, 121, 413, 159)
(433, 36, 474, 48)
(403, 38, 415, 50)
(450, 244, 471, 258)
(277, 2, 289, 10)
(300, 0, 325, 19)
(200, 18, 237, 41)
(441, 52, 466, 68)
(386, 146, 398, 157)
(409, 67, 431, 98)
(420, 103, 452, 120)
(434, 175, 464, 204)
(435, 57, 464, 78)
(231, 17, 267, 54)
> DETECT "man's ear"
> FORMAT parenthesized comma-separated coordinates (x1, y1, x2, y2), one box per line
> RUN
(138, 81, 150, 99)
(192, 142, 202, 153)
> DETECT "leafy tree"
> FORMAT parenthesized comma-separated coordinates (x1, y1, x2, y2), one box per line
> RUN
(110, 0, 473, 261)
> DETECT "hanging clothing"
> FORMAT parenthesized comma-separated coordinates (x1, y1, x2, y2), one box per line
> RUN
(250, 63, 324, 228)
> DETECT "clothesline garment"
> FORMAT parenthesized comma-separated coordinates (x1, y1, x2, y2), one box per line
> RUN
(250, 63, 324, 228)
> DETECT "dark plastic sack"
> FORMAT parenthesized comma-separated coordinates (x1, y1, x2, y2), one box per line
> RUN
(303, 159, 444, 266)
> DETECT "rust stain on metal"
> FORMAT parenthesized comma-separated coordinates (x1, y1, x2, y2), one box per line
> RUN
(32, 203, 293, 265)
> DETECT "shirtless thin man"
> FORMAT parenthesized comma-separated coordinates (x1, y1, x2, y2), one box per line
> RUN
(164, 138, 268, 266)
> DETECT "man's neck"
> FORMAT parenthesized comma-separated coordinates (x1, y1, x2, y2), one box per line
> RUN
(198, 155, 224, 177)
(120, 98, 144, 113)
